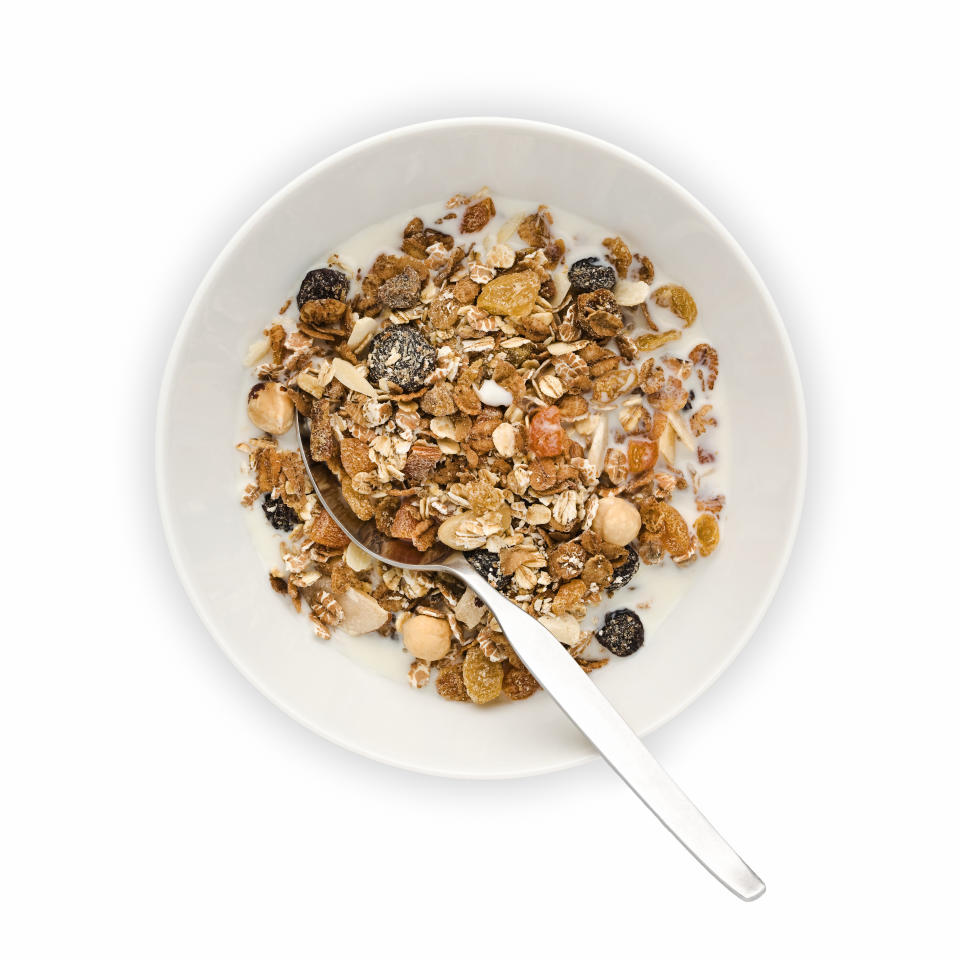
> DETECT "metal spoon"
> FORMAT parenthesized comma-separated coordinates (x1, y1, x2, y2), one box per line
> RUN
(297, 412, 764, 900)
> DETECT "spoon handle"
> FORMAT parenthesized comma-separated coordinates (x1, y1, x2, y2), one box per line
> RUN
(455, 561, 765, 901)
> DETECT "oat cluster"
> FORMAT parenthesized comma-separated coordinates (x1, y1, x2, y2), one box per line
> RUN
(238, 191, 724, 704)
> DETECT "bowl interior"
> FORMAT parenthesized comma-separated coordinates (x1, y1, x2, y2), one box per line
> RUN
(157, 119, 805, 777)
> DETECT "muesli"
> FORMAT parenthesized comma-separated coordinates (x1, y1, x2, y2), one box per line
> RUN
(238, 191, 724, 704)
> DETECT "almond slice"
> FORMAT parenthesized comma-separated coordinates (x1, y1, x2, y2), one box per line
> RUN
(336, 587, 388, 635)
(331, 357, 378, 398)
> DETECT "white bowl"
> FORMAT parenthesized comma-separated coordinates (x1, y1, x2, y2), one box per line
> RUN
(156, 118, 805, 778)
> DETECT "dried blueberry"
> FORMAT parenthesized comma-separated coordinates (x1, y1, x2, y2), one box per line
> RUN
(596, 608, 645, 657)
(610, 546, 640, 591)
(366, 324, 437, 392)
(465, 549, 510, 593)
(568, 257, 617, 294)
(297, 268, 350, 309)
(261, 494, 299, 532)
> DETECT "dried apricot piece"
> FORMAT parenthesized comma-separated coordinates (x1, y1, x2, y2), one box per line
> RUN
(462, 646, 504, 704)
(694, 514, 720, 556)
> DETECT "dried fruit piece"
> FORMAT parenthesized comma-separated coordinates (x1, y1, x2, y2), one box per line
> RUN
(694, 514, 720, 556)
(261, 494, 299, 531)
(378, 266, 422, 309)
(528, 405, 566, 457)
(610, 545, 640, 590)
(465, 549, 510, 592)
(297, 267, 350, 309)
(568, 257, 617, 293)
(596, 608, 645, 657)
(366, 325, 437, 392)
(602, 237, 632, 278)
(461, 196, 496, 233)
(628, 438, 658, 474)
(462, 645, 504, 704)
(634, 330, 682, 351)
(476, 271, 541, 318)
(653, 284, 697, 326)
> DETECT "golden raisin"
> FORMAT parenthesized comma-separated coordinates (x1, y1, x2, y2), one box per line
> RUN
(462, 646, 504, 704)
(653, 285, 697, 327)
(694, 514, 720, 557)
(476, 271, 541, 318)
(628, 438, 659, 473)
(528, 405, 566, 457)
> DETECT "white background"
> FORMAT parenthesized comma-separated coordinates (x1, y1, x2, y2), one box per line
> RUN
(2, 2, 958, 957)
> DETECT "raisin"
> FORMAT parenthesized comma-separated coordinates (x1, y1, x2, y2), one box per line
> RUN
(694, 514, 720, 557)
(528, 405, 566, 457)
(653, 284, 698, 327)
(366, 325, 437, 392)
(261, 494, 299, 531)
(378, 266, 422, 310)
(476, 271, 540, 318)
(297, 267, 350, 309)
(596, 608, 645, 657)
(610, 545, 640, 591)
(460, 197, 496, 234)
(628, 438, 658, 473)
(568, 257, 616, 293)
(462, 646, 504, 704)
(465, 549, 510, 592)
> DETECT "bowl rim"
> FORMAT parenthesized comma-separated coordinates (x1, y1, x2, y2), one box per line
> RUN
(155, 117, 807, 778)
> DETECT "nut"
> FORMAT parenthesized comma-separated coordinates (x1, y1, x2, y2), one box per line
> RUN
(336, 587, 389, 636)
(592, 497, 642, 547)
(247, 382, 295, 435)
(491, 422, 517, 457)
(401, 614, 452, 662)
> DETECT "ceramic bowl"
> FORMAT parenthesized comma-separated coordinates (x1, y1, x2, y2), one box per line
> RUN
(156, 118, 805, 777)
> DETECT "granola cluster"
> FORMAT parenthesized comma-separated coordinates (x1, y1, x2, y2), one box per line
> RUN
(238, 191, 724, 704)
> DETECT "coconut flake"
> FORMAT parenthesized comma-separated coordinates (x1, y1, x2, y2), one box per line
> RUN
(477, 379, 513, 407)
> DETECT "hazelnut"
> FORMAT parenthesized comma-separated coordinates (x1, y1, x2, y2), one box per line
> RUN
(247, 382, 295, 435)
(401, 614, 452, 662)
(592, 496, 641, 547)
